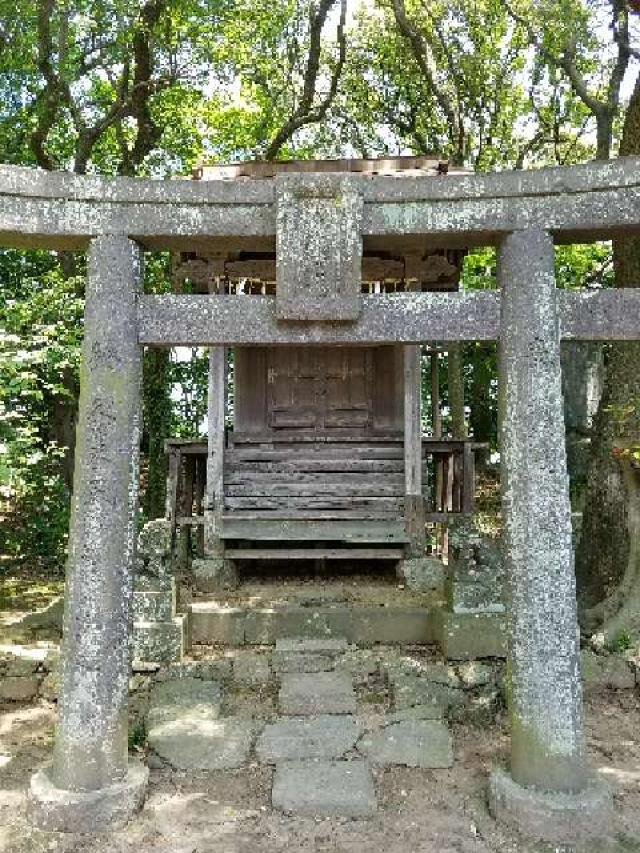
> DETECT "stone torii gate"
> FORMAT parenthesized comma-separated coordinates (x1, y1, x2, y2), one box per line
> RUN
(3, 158, 640, 840)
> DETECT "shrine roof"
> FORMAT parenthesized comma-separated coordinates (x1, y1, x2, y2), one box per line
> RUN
(194, 156, 470, 181)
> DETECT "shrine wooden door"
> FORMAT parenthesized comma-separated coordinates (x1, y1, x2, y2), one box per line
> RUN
(267, 347, 373, 431)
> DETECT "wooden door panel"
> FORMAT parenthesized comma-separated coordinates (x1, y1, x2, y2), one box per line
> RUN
(268, 348, 318, 428)
(266, 346, 374, 431)
(324, 348, 372, 429)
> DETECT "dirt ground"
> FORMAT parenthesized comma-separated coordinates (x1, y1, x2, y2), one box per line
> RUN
(1, 690, 639, 853)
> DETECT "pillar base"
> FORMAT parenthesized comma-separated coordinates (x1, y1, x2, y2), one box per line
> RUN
(28, 760, 148, 832)
(488, 768, 613, 844)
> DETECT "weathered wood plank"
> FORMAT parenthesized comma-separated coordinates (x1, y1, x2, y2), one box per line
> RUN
(206, 344, 226, 541)
(222, 508, 401, 519)
(219, 518, 409, 541)
(231, 430, 403, 443)
(226, 446, 405, 461)
(225, 547, 405, 559)
(225, 483, 403, 497)
(226, 459, 406, 473)
(225, 471, 404, 485)
(224, 496, 403, 512)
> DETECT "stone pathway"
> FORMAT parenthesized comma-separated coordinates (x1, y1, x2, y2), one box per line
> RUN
(270, 638, 376, 817)
(144, 638, 458, 819)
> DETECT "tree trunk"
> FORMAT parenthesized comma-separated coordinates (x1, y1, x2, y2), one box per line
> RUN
(576, 77, 640, 640)
(447, 343, 467, 439)
(469, 342, 495, 469)
(50, 367, 78, 492)
(142, 348, 172, 519)
(561, 341, 603, 504)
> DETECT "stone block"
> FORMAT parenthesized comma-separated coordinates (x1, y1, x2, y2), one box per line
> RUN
(146, 676, 257, 771)
(350, 607, 434, 645)
(189, 605, 246, 646)
(273, 652, 336, 674)
(192, 558, 238, 592)
(449, 581, 505, 615)
(433, 610, 507, 660)
(489, 768, 613, 845)
(132, 616, 186, 665)
(397, 557, 445, 592)
(0, 675, 40, 702)
(272, 760, 376, 818)
(358, 720, 453, 768)
(131, 588, 175, 623)
(256, 715, 359, 763)
(279, 672, 356, 715)
(232, 651, 271, 688)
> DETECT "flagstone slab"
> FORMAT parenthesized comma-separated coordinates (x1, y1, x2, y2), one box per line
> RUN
(256, 714, 359, 763)
(272, 760, 376, 817)
(358, 719, 453, 768)
(278, 671, 356, 715)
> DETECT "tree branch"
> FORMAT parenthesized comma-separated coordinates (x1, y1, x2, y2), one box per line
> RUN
(391, 0, 463, 163)
(264, 0, 347, 160)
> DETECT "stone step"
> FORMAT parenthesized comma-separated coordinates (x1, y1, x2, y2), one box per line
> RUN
(279, 672, 357, 715)
(272, 760, 377, 818)
(189, 602, 435, 646)
(272, 636, 348, 674)
(256, 715, 360, 763)
(357, 719, 453, 768)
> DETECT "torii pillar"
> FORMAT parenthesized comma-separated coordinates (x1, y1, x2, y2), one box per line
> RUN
(28, 236, 148, 831)
(489, 229, 612, 843)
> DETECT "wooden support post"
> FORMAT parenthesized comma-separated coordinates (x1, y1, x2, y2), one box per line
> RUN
(462, 441, 475, 514)
(194, 454, 206, 557)
(176, 452, 193, 570)
(205, 344, 226, 556)
(404, 344, 424, 555)
(431, 351, 445, 554)
(165, 447, 180, 529)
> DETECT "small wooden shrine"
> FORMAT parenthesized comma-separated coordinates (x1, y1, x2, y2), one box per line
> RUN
(166, 156, 482, 567)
